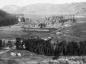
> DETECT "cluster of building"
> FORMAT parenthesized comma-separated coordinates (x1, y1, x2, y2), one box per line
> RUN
(16, 14, 77, 28)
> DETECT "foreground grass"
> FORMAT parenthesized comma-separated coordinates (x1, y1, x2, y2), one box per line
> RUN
(0, 56, 85, 64)
(0, 50, 86, 64)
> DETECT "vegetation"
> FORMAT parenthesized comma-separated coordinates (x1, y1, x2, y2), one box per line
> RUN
(9, 37, 86, 57)
(38, 23, 46, 28)
(0, 10, 18, 26)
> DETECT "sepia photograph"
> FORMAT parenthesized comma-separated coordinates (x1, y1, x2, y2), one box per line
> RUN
(0, 0, 86, 64)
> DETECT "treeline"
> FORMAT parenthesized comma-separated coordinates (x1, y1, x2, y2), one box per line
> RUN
(24, 40, 86, 56)
(0, 37, 86, 57)
(0, 10, 18, 26)
(0, 37, 86, 58)
(14, 38, 86, 57)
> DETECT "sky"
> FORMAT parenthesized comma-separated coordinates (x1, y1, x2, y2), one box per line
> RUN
(0, 0, 86, 8)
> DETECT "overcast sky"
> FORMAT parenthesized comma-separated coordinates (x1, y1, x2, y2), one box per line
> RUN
(0, 0, 86, 8)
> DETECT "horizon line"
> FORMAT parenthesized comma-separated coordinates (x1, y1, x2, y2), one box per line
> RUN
(0, 1, 86, 9)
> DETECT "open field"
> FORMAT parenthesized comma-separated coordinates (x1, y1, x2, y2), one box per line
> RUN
(0, 24, 57, 39)
(0, 21, 86, 41)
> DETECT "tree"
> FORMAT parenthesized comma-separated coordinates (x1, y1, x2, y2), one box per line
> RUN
(38, 23, 46, 28)
(58, 16, 66, 25)
(71, 17, 76, 23)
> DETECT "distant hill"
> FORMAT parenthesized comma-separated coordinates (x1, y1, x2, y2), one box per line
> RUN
(2, 5, 21, 14)
(1, 2, 86, 16)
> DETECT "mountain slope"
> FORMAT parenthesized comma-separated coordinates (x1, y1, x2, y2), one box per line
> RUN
(0, 10, 18, 26)
(2, 2, 86, 16)
(2, 5, 21, 14)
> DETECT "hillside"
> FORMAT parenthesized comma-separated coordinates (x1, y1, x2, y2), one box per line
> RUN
(2, 5, 21, 14)
(2, 2, 86, 16)
(0, 10, 18, 26)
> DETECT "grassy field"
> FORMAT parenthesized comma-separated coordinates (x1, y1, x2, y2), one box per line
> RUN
(0, 24, 58, 39)
(60, 22, 86, 41)
(0, 21, 86, 41)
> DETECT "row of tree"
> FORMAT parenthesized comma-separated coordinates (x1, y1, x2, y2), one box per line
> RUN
(0, 37, 86, 58)
(14, 37, 86, 56)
